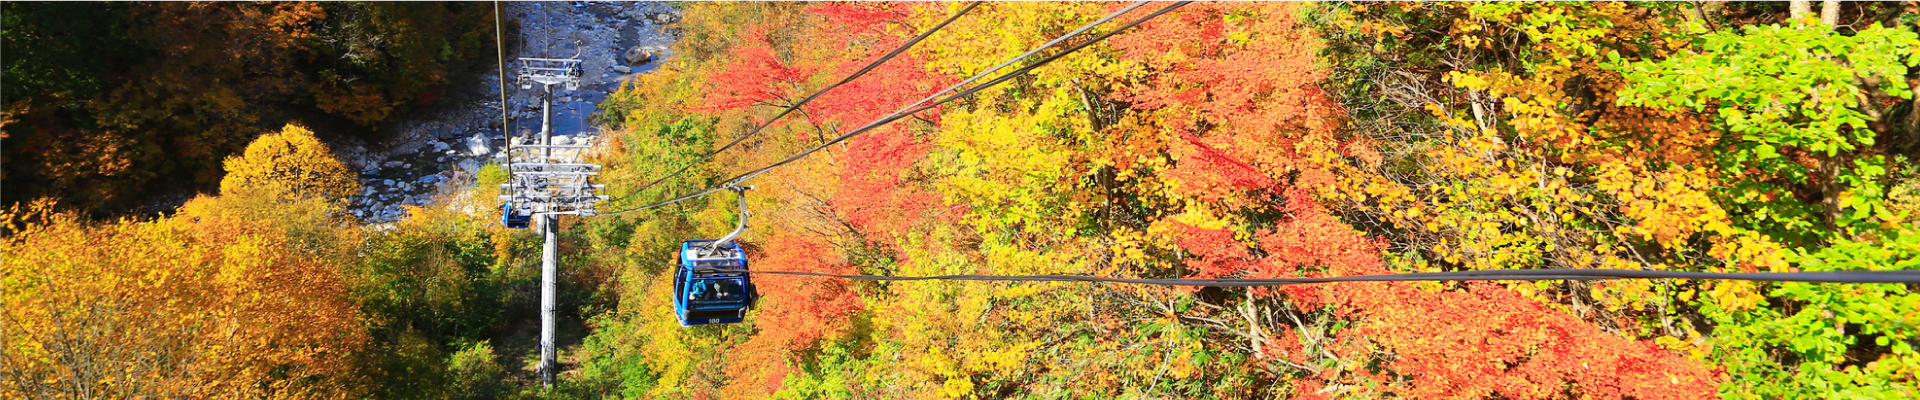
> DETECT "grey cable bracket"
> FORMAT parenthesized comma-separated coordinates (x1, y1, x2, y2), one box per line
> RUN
(704, 185, 753, 254)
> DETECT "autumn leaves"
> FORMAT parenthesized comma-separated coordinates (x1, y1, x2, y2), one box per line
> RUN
(1, 124, 368, 398)
(583, 2, 1920, 398)
(6, 1, 1919, 398)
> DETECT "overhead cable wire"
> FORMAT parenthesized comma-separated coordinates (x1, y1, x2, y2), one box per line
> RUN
(605, 1, 1192, 215)
(604, 1, 984, 207)
(496, 2, 514, 196)
(722, 0, 1190, 187)
(713, 268, 1920, 286)
(894, 1, 1150, 125)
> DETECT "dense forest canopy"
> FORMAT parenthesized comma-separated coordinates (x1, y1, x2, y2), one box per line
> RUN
(5, 1, 1920, 399)
(1, 1, 499, 215)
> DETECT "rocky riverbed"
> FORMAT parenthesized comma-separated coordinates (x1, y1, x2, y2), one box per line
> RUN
(335, 1, 678, 226)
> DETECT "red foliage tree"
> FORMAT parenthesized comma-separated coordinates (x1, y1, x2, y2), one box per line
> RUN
(1105, 2, 1343, 217)
(805, 2, 951, 250)
(699, 28, 818, 111)
(727, 233, 866, 395)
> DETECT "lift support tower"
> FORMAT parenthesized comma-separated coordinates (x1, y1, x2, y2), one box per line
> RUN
(501, 55, 604, 387)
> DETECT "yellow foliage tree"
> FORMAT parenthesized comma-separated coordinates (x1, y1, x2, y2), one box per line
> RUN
(0, 201, 368, 399)
(220, 123, 359, 203)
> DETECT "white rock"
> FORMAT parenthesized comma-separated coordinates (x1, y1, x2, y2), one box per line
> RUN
(467, 132, 492, 156)
(432, 141, 452, 153)
(460, 159, 482, 174)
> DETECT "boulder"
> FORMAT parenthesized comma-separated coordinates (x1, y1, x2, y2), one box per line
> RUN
(467, 132, 493, 156)
(432, 141, 452, 153)
(624, 46, 652, 65)
(612, 64, 631, 74)
(460, 159, 482, 174)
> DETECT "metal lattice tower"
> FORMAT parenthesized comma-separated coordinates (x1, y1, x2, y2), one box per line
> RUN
(518, 57, 585, 91)
(500, 55, 601, 388)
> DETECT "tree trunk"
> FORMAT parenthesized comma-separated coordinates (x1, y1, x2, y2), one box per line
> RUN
(1822, 1, 1841, 26)
(1790, 1, 1813, 21)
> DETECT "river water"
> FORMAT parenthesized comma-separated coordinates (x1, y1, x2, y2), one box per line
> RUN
(339, 1, 677, 226)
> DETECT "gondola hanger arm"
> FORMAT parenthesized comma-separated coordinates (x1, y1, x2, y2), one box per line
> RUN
(705, 186, 752, 254)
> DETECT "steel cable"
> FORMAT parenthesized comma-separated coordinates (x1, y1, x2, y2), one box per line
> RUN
(603, 1, 984, 207)
(605, 1, 1190, 215)
(713, 268, 1920, 286)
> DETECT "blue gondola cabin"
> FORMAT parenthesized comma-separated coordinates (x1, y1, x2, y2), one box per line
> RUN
(673, 239, 757, 326)
(501, 203, 531, 229)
